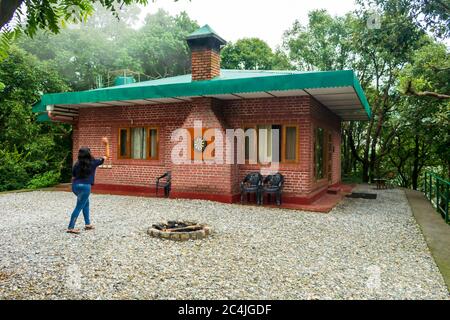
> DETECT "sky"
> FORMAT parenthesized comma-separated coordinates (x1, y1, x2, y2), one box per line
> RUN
(139, 0, 358, 49)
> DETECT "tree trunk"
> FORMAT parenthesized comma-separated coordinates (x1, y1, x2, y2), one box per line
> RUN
(342, 123, 352, 175)
(362, 161, 370, 183)
(411, 135, 420, 190)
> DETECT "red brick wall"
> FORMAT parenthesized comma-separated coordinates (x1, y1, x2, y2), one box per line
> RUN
(309, 97, 341, 188)
(72, 95, 341, 202)
(191, 49, 221, 81)
(74, 103, 190, 188)
(171, 97, 235, 195)
(222, 96, 313, 196)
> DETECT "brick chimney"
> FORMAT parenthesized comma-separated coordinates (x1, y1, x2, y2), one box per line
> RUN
(186, 25, 227, 81)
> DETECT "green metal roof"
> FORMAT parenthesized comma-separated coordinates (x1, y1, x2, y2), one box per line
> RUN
(33, 69, 371, 121)
(186, 24, 225, 41)
(188, 24, 217, 37)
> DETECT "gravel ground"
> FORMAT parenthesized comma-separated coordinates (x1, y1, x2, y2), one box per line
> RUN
(0, 185, 448, 300)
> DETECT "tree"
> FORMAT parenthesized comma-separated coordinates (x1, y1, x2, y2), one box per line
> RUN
(0, 46, 70, 191)
(400, 42, 450, 99)
(348, 4, 425, 182)
(221, 38, 292, 70)
(0, 0, 148, 35)
(366, 0, 450, 38)
(283, 4, 427, 183)
(0, 1, 154, 89)
(0, 9, 201, 191)
(283, 10, 355, 71)
(127, 10, 199, 78)
(397, 42, 450, 180)
(17, 8, 198, 90)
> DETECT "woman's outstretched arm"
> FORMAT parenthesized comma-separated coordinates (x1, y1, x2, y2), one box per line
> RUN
(101, 137, 110, 160)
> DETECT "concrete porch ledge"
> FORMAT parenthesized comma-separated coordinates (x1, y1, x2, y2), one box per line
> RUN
(405, 188, 450, 292)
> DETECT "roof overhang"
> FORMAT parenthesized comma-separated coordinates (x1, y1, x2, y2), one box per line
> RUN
(33, 70, 371, 122)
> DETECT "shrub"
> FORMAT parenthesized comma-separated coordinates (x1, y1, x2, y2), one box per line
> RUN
(27, 170, 61, 189)
(0, 148, 30, 191)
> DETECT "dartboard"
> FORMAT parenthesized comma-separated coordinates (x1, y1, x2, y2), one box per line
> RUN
(193, 136, 207, 152)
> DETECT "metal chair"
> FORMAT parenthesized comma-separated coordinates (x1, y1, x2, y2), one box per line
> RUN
(156, 172, 171, 197)
(261, 173, 284, 206)
(240, 172, 263, 205)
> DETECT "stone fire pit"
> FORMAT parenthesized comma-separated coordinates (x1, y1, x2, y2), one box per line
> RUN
(147, 220, 211, 241)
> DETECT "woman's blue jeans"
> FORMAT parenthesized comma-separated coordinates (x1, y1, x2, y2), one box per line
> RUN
(68, 183, 91, 229)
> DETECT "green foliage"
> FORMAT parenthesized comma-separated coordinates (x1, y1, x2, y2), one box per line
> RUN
(363, 0, 450, 38)
(283, 1, 449, 187)
(27, 170, 61, 189)
(0, 7, 198, 192)
(127, 10, 199, 78)
(399, 42, 450, 96)
(283, 10, 355, 70)
(18, 8, 198, 90)
(0, 148, 29, 191)
(221, 38, 292, 70)
(342, 172, 364, 184)
(1, 0, 150, 37)
(395, 42, 450, 182)
(0, 1, 161, 61)
(0, 46, 71, 191)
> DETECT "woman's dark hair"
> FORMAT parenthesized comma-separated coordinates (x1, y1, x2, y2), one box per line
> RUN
(76, 147, 93, 178)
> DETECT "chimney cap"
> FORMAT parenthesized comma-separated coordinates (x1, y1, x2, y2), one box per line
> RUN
(186, 24, 227, 51)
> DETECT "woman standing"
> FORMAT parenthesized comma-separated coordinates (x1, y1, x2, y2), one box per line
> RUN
(67, 137, 110, 234)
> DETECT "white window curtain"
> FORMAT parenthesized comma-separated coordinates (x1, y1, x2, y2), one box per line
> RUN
(149, 129, 157, 158)
(258, 125, 272, 163)
(285, 127, 297, 161)
(131, 128, 147, 159)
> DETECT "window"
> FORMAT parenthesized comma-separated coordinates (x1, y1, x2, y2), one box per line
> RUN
(131, 127, 147, 159)
(119, 128, 130, 158)
(282, 125, 298, 162)
(314, 127, 325, 179)
(118, 127, 159, 160)
(244, 124, 298, 164)
(244, 126, 257, 162)
(148, 128, 158, 159)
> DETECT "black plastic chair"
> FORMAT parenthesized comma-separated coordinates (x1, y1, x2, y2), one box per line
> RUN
(156, 172, 171, 197)
(240, 172, 263, 205)
(261, 173, 284, 206)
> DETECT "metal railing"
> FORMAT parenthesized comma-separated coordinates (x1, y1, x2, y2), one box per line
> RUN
(423, 171, 450, 225)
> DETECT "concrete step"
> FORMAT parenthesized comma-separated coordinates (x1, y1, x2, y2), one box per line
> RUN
(327, 186, 341, 195)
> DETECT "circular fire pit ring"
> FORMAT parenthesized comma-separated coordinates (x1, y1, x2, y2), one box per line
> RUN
(147, 220, 211, 241)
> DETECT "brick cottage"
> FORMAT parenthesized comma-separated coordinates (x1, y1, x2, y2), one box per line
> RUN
(33, 25, 371, 206)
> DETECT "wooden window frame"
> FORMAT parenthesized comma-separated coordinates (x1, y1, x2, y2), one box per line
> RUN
(118, 128, 131, 159)
(243, 124, 299, 165)
(117, 126, 159, 160)
(281, 125, 299, 163)
(243, 125, 257, 164)
(147, 127, 160, 161)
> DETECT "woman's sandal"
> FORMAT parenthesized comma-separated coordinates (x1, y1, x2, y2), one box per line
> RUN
(84, 225, 95, 230)
(67, 229, 80, 234)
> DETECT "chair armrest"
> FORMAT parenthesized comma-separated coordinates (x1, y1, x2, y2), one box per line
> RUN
(158, 172, 168, 179)
(156, 172, 168, 182)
